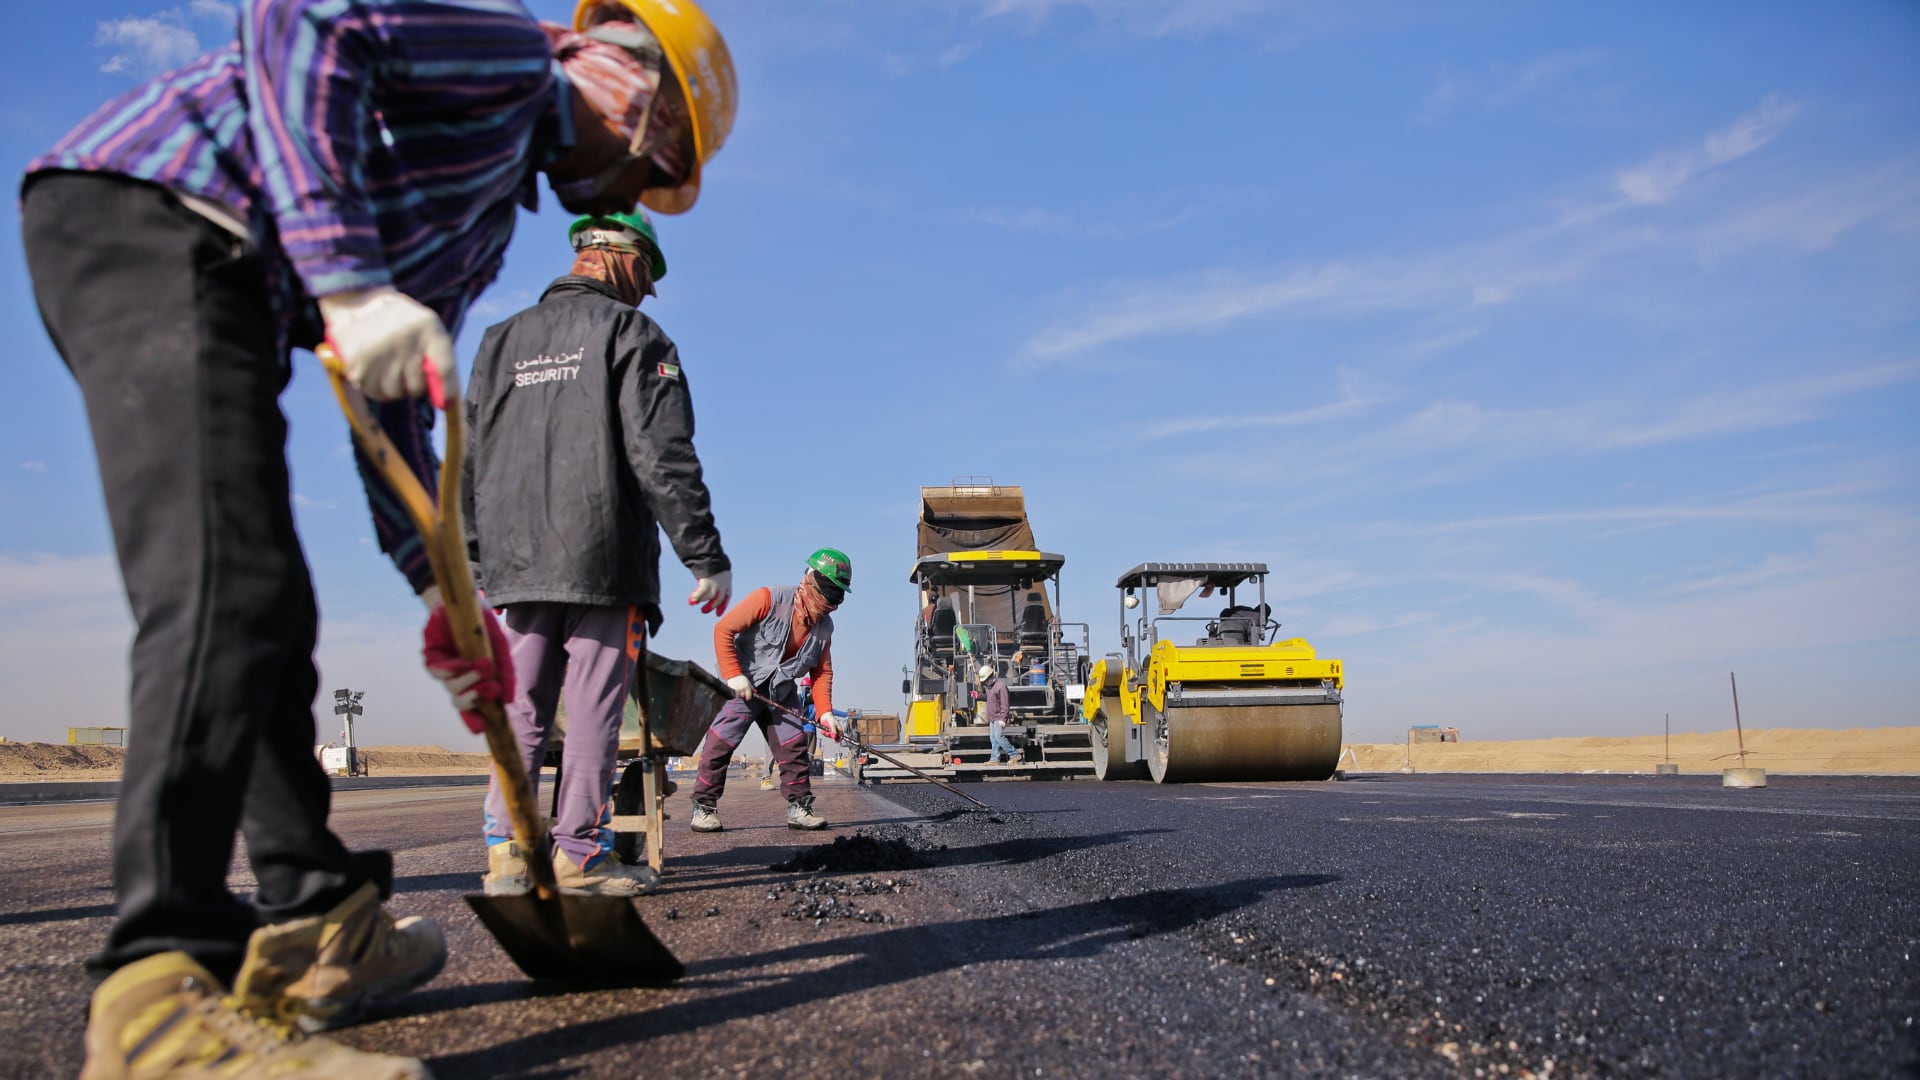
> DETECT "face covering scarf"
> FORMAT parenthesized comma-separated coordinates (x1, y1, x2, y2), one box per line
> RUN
(545, 22, 690, 202)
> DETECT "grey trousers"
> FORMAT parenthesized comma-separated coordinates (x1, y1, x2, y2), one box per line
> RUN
(482, 602, 639, 867)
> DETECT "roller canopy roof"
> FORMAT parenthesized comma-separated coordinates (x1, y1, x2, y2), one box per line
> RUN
(1115, 562, 1269, 589)
(910, 550, 1066, 585)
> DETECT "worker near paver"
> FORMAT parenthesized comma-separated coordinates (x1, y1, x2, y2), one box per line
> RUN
(465, 211, 730, 899)
(978, 665, 1023, 764)
(692, 551, 852, 832)
(19, 0, 735, 1075)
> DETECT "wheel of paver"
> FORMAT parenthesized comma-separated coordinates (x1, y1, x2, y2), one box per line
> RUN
(1091, 695, 1148, 781)
(1147, 699, 1344, 783)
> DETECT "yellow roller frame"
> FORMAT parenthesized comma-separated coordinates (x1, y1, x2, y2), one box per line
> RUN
(1141, 639, 1341, 711)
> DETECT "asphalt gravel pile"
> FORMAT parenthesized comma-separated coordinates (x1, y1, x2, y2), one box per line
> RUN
(767, 876, 914, 925)
(767, 832, 931, 873)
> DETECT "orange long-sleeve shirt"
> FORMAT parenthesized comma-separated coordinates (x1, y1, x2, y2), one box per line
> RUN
(713, 586, 833, 716)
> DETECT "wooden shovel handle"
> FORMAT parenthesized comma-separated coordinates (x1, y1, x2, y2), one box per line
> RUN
(317, 346, 559, 898)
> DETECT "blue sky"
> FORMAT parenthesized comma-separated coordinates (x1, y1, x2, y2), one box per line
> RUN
(1, 0, 1915, 748)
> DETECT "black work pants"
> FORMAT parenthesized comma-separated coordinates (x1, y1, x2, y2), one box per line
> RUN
(22, 172, 371, 983)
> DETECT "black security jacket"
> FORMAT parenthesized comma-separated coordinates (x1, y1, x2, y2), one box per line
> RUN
(462, 276, 728, 619)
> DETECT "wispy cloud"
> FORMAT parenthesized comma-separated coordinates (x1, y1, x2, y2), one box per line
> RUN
(1416, 49, 1605, 124)
(962, 203, 1203, 238)
(1346, 512, 1920, 734)
(1597, 360, 1918, 448)
(1318, 610, 1437, 636)
(95, 1, 233, 76)
(1145, 377, 1383, 439)
(973, 0, 1286, 38)
(1690, 156, 1920, 260)
(882, 40, 980, 78)
(17, 461, 46, 474)
(1019, 96, 1845, 359)
(1022, 228, 1632, 357)
(0, 553, 130, 737)
(1381, 359, 1920, 469)
(1370, 479, 1895, 539)
(1615, 95, 1799, 205)
(465, 288, 536, 323)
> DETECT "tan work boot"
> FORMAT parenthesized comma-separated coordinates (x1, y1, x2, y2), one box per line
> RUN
(758, 773, 776, 790)
(690, 803, 722, 833)
(80, 951, 428, 1080)
(553, 847, 661, 896)
(235, 882, 446, 1032)
(787, 796, 828, 831)
(484, 841, 530, 896)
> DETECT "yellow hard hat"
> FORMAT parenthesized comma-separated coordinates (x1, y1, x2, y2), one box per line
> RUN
(575, 0, 737, 215)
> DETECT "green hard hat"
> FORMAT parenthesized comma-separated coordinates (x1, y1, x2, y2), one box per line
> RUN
(806, 547, 853, 592)
(568, 211, 667, 282)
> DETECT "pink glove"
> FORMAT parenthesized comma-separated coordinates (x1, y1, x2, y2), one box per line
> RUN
(421, 601, 515, 734)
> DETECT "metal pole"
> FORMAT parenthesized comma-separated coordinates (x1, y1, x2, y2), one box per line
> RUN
(759, 696, 993, 810)
(1730, 672, 1747, 767)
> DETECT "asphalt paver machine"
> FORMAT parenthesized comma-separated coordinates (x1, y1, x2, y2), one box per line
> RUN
(1085, 562, 1343, 782)
(864, 482, 1095, 780)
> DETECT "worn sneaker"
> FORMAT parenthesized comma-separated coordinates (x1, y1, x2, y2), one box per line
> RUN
(689, 803, 722, 833)
(236, 882, 446, 1033)
(80, 951, 428, 1080)
(553, 848, 661, 896)
(484, 841, 530, 897)
(787, 797, 828, 831)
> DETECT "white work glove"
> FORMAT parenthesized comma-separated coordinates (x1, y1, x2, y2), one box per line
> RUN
(688, 570, 732, 615)
(726, 674, 753, 698)
(816, 711, 841, 741)
(318, 285, 456, 404)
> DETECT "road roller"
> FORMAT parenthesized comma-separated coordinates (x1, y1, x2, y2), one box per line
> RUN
(1083, 562, 1343, 782)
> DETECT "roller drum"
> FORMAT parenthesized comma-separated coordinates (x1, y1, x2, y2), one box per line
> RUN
(1145, 699, 1342, 783)
(1090, 696, 1148, 781)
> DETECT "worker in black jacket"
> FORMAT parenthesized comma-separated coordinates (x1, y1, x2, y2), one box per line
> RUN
(463, 210, 730, 896)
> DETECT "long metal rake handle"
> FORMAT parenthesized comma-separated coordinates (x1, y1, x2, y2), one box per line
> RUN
(757, 695, 993, 811)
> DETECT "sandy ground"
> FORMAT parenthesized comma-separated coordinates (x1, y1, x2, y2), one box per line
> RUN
(1342, 725, 1920, 775)
(5, 726, 1917, 781)
(0, 742, 491, 781)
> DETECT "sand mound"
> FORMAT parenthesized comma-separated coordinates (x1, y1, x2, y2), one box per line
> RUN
(0, 742, 125, 778)
(1344, 726, 1920, 775)
(0, 742, 491, 781)
(355, 745, 492, 774)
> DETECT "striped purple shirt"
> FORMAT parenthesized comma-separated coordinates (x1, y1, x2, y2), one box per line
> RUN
(25, 0, 572, 591)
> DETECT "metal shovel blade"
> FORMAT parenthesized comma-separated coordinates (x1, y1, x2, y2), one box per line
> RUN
(466, 892, 684, 983)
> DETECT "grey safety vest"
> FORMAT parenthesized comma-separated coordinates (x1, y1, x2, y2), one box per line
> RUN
(735, 584, 833, 701)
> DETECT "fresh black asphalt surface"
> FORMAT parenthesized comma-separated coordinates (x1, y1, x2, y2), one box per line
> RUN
(1, 772, 1915, 1078)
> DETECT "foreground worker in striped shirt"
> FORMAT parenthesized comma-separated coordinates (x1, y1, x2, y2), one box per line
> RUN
(19, 1, 735, 1076)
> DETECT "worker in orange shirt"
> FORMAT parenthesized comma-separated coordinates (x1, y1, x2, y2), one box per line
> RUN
(692, 549, 850, 831)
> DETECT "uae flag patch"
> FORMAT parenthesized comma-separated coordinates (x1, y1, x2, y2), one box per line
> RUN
(657, 361, 681, 380)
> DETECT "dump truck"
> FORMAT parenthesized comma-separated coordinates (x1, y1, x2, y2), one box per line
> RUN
(863, 481, 1094, 780)
(1085, 562, 1343, 782)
